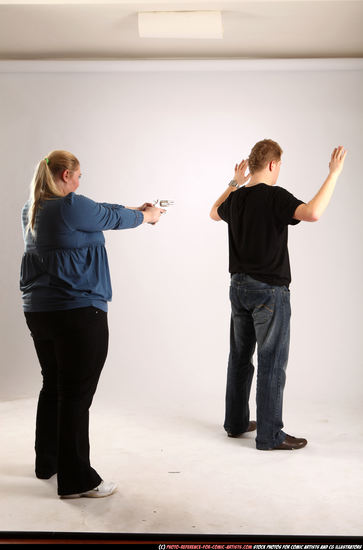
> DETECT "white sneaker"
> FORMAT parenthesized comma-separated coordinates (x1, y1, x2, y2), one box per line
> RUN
(60, 480, 117, 499)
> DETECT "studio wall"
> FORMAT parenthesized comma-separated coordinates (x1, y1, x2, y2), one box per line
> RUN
(0, 60, 362, 420)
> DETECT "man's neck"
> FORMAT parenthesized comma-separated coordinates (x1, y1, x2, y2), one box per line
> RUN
(246, 171, 276, 187)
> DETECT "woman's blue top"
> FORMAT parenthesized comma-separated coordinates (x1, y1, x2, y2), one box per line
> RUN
(20, 192, 144, 312)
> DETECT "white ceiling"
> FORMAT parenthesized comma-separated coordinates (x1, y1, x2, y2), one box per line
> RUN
(0, 0, 362, 60)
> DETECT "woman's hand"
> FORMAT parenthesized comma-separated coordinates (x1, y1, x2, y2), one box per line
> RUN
(142, 206, 166, 225)
(234, 159, 251, 187)
(125, 203, 153, 211)
(137, 202, 154, 211)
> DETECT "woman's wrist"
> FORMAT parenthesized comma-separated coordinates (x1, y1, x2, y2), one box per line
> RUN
(141, 211, 147, 223)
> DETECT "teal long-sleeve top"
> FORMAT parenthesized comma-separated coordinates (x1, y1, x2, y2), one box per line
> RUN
(20, 192, 144, 312)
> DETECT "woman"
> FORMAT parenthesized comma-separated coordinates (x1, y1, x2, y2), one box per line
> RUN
(20, 150, 164, 498)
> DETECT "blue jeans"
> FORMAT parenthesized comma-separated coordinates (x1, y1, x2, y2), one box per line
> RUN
(224, 273, 291, 450)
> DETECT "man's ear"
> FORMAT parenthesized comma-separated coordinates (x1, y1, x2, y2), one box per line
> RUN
(270, 160, 280, 172)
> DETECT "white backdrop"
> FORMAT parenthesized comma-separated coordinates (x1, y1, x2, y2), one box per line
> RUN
(1, 60, 362, 422)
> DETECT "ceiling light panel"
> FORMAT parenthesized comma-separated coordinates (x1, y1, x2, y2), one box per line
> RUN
(138, 11, 223, 40)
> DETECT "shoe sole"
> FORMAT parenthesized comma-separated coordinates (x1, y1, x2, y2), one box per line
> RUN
(263, 441, 308, 451)
(60, 486, 117, 499)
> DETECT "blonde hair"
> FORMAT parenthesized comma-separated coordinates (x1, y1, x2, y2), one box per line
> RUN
(27, 150, 80, 234)
(248, 139, 283, 175)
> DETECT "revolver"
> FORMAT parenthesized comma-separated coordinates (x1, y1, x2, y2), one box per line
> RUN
(153, 200, 175, 208)
(148, 199, 174, 225)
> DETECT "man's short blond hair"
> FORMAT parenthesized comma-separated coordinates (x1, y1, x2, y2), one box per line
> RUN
(248, 139, 283, 175)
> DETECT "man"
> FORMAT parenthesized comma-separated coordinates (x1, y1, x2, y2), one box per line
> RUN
(210, 139, 346, 451)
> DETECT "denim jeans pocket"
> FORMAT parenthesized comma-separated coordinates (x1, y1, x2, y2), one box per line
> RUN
(248, 289, 276, 321)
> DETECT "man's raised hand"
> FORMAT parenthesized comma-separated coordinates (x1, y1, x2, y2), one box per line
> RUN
(329, 146, 347, 177)
(234, 159, 251, 187)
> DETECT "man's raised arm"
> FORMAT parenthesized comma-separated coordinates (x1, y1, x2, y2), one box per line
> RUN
(210, 159, 250, 221)
(293, 146, 347, 222)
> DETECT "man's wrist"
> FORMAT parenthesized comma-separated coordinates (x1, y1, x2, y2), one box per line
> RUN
(228, 179, 239, 188)
(327, 171, 339, 182)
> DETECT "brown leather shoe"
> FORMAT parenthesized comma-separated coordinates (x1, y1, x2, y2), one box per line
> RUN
(227, 421, 257, 438)
(271, 434, 307, 450)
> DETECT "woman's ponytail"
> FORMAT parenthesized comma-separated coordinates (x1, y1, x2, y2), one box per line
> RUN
(26, 151, 79, 234)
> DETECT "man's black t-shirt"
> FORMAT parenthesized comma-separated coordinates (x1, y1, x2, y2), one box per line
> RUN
(217, 184, 304, 287)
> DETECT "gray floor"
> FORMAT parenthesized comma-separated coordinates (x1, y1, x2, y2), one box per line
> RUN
(0, 397, 362, 537)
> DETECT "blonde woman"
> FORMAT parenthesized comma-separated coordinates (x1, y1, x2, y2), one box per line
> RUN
(20, 150, 164, 498)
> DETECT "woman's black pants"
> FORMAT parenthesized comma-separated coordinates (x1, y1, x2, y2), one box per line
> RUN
(24, 306, 108, 496)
